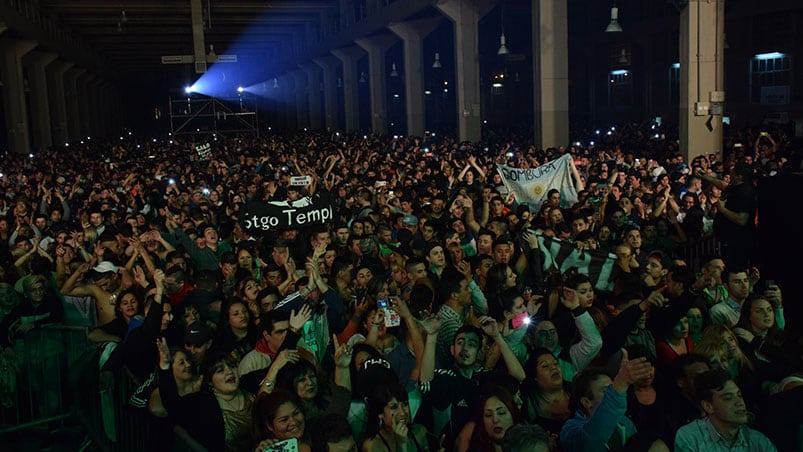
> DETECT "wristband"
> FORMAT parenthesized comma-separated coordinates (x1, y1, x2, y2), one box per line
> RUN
(571, 306, 586, 317)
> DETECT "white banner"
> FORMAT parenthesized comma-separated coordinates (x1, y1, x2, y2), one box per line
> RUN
(496, 153, 578, 211)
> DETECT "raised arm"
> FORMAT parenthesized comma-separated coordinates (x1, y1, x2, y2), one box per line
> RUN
(479, 316, 526, 381)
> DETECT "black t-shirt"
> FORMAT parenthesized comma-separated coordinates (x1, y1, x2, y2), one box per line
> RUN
(421, 366, 505, 440)
(714, 182, 756, 241)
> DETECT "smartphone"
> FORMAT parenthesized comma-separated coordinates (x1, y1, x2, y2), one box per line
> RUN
(765, 279, 775, 291)
(511, 312, 530, 330)
(265, 438, 299, 452)
(377, 298, 389, 309)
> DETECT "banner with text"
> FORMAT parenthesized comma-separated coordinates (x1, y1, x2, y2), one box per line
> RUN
(496, 153, 578, 210)
(240, 191, 335, 231)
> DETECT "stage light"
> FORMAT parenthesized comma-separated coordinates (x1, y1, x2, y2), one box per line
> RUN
(237, 86, 244, 93)
(184, 86, 193, 94)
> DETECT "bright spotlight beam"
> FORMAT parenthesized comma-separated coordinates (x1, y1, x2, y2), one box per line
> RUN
(237, 86, 244, 93)
(184, 86, 193, 94)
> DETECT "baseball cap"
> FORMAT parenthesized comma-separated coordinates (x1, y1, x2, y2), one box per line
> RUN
(92, 261, 119, 274)
(184, 321, 214, 346)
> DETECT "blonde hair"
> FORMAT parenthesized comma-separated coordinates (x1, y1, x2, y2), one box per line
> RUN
(83, 227, 98, 247)
(698, 324, 753, 374)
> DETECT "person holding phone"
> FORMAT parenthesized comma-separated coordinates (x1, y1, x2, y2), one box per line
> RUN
(253, 389, 312, 452)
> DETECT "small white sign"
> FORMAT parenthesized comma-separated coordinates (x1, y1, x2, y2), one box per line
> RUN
(290, 175, 311, 186)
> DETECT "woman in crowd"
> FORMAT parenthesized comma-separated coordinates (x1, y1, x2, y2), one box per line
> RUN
(87, 288, 142, 343)
(237, 277, 263, 320)
(696, 324, 761, 411)
(484, 264, 517, 310)
(157, 346, 255, 452)
(237, 246, 262, 282)
(734, 294, 803, 384)
(464, 385, 522, 452)
(214, 299, 259, 362)
(362, 381, 428, 452)
(521, 348, 571, 437)
(271, 353, 351, 424)
(252, 390, 312, 452)
(655, 316, 693, 367)
(149, 347, 200, 418)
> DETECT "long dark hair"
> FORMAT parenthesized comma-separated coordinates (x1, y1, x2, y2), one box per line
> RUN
(364, 380, 409, 440)
(252, 389, 305, 442)
(275, 357, 329, 412)
(469, 384, 521, 451)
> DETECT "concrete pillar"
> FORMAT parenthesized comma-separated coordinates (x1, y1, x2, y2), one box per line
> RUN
(90, 79, 106, 137)
(291, 70, 309, 128)
(23, 51, 58, 150)
(300, 63, 323, 130)
(46, 60, 74, 145)
(331, 46, 366, 133)
(64, 67, 86, 142)
(680, 0, 725, 161)
(533, 0, 569, 149)
(0, 39, 37, 153)
(436, 0, 484, 143)
(313, 55, 341, 131)
(77, 73, 95, 138)
(355, 34, 398, 135)
(389, 16, 443, 138)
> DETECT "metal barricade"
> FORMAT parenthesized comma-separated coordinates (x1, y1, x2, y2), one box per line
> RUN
(0, 324, 160, 451)
(677, 235, 721, 272)
(0, 324, 93, 435)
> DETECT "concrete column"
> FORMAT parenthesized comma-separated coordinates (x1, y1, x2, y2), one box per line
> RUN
(23, 51, 58, 150)
(389, 17, 443, 138)
(300, 63, 323, 130)
(46, 60, 74, 145)
(355, 34, 398, 135)
(90, 79, 106, 137)
(680, 0, 725, 161)
(276, 74, 298, 129)
(313, 55, 341, 131)
(64, 67, 86, 142)
(77, 73, 95, 138)
(331, 46, 366, 133)
(291, 70, 309, 128)
(0, 39, 37, 153)
(436, 0, 487, 143)
(533, 0, 569, 149)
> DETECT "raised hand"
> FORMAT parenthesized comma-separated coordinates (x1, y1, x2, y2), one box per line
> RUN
(332, 334, 351, 369)
(289, 304, 312, 331)
(478, 315, 500, 339)
(156, 337, 171, 370)
(273, 349, 300, 370)
(614, 349, 653, 389)
(560, 287, 580, 310)
(133, 265, 148, 288)
(420, 315, 442, 335)
(392, 414, 410, 439)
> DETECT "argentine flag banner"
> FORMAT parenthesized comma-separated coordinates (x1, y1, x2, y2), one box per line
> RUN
(496, 153, 578, 211)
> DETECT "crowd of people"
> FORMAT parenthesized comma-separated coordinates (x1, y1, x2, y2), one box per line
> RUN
(0, 125, 801, 452)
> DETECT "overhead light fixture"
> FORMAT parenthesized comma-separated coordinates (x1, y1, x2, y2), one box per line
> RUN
(237, 86, 244, 93)
(208, 44, 217, 61)
(272, 78, 279, 88)
(337, 77, 343, 88)
(116, 22, 123, 32)
(121, 10, 128, 23)
(497, 33, 509, 55)
(432, 53, 442, 68)
(606, 3, 623, 32)
(359, 72, 367, 83)
(390, 63, 398, 77)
